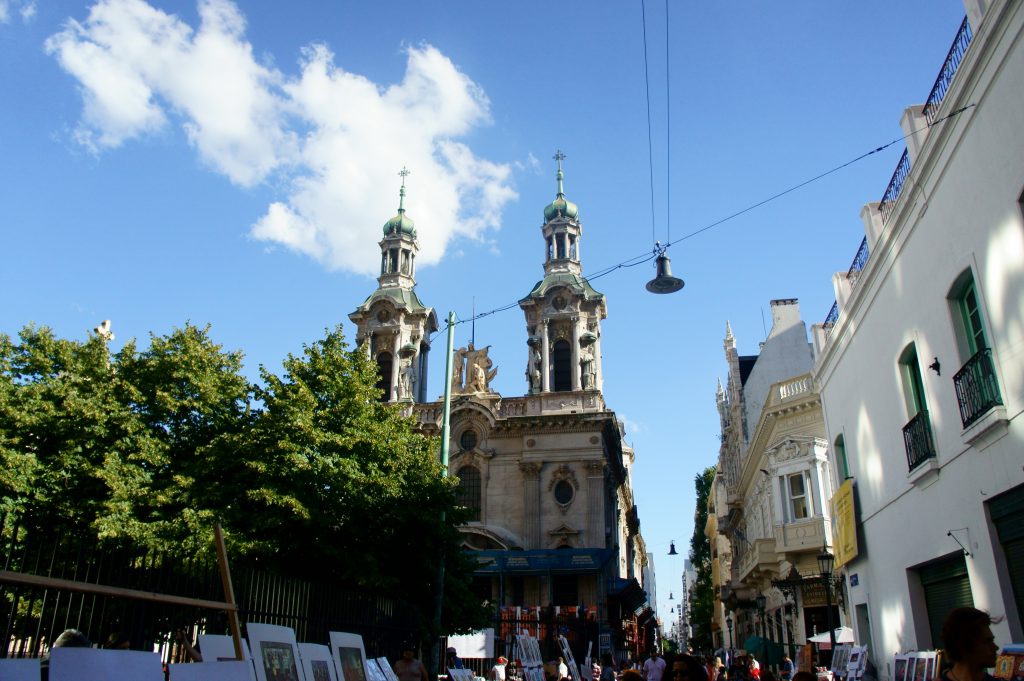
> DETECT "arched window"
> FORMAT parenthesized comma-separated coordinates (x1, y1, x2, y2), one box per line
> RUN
(552, 339, 572, 391)
(456, 466, 482, 522)
(376, 352, 393, 402)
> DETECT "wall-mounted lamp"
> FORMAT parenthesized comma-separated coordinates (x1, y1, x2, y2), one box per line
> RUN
(929, 357, 941, 376)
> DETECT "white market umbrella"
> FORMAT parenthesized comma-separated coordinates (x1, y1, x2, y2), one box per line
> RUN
(808, 627, 855, 646)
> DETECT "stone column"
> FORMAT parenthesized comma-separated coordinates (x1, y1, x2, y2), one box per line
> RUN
(520, 462, 543, 548)
(391, 332, 401, 402)
(571, 317, 581, 391)
(585, 461, 606, 546)
(541, 321, 550, 393)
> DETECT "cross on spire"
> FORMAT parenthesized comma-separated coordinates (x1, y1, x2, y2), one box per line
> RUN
(398, 166, 410, 211)
(553, 150, 566, 197)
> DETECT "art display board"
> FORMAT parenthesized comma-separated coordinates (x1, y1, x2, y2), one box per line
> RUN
(893, 652, 939, 681)
(170, 661, 257, 681)
(331, 632, 369, 681)
(846, 646, 868, 679)
(366, 657, 390, 681)
(448, 669, 476, 681)
(831, 644, 852, 677)
(377, 657, 401, 681)
(300, 643, 340, 681)
(49, 647, 164, 681)
(558, 635, 583, 681)
(448, 630, 495, 659)
(199, 633, 254, 661)
(247, 622, 307, 681)
(0, 657, 40, 681)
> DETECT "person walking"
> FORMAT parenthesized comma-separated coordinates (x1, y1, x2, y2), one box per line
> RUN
(601, 654, 616, 681)
(780, 656, 793, 681)
(644, 650, 667, 681)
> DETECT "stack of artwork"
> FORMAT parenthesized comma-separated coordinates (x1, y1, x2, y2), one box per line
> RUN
(994, 645, 1024, 681)
(558, 635, 583, 681)
(515, 632, 545, 681)
(892, 652, 939, 681)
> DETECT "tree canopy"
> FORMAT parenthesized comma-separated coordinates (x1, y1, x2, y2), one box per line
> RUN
(687, 465, 717, 652)
(0, 322, 488, 636)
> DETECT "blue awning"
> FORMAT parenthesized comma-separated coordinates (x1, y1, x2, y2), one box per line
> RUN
(470, 548, 614, 575)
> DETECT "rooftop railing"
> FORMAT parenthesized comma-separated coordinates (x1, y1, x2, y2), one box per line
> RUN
(923, 16, 973, 125)
(879, 148, 911, 225)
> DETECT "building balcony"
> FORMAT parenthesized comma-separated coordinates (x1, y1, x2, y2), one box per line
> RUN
(774, 516, 829, 555)
(953, 348, 1003, 428)
(903, 410, 937, 472)
(736, 537, 778, 583)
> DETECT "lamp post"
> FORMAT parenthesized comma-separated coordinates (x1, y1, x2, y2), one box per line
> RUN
(817, 544, 837, 658)
(726, 614, 734, 659)
(772, 566, 804, 664)
(755, 594, 767, 639)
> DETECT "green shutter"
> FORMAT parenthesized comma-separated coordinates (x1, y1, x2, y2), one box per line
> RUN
(990, 485, 1024, 629)
(959, 281, 988, 354)
(920, 555, 973, 648)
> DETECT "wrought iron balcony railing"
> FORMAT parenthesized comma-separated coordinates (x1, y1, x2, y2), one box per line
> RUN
(903, 409, 937, 471)
(879, 148, 911, 225)
(923, 16, 973, 125)
(846, 237, 870, 288)
(953, 348, 1003, 428)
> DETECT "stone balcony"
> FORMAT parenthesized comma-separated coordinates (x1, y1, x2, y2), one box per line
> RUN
(736, 537, 779, 583)
(774, 516, 830, 555)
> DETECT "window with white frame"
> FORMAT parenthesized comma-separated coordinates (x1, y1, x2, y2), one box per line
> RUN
(788, 472, 809, 520)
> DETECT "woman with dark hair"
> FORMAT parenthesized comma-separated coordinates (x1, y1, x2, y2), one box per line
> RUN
(940, 607, 1000, 681)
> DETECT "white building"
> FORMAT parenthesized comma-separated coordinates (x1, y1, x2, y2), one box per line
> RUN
(811, 0, 1024, 672)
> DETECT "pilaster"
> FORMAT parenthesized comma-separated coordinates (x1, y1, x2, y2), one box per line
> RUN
(520, 461, 543, 548)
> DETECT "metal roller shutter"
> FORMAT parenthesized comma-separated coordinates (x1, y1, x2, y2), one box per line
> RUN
(920, 555, 973, 648)
(989, 485, 1024, 629)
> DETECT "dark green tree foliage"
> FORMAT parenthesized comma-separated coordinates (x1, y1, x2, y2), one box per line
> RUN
(0, 322, 489, 635)
(688, 465, 717, 652)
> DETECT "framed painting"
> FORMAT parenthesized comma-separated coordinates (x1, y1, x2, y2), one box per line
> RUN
(247, 623, 305, 681)
(330, 632, 368, 681)
(49, 648, 163, 681)
(169, 661, 256, 681)
(300, 643, 339, 681)
(377, 657, 400, 681)
(893, 655, 909, 681)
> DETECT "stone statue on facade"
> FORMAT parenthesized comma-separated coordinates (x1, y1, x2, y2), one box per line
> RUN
(398, 357, 416, 400)
(526, 346, 542, 392)
(579, 346, 596, 390)
(451, 342, 498, 394)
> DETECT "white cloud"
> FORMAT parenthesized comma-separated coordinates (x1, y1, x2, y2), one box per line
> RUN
(46, 0, 516, 275)
(0, 1, 10, 22)
(20, 1, 34, 21)
(619, 414, 644, 435)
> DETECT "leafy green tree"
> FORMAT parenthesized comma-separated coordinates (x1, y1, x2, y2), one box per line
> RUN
(688, 465, 717, 652)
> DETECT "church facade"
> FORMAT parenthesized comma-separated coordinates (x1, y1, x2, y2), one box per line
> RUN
(349, 158, 655, 660)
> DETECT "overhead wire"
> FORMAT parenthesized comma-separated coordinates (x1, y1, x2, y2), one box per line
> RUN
(428, 102, 975, 342)
(640, 0, 657, 248)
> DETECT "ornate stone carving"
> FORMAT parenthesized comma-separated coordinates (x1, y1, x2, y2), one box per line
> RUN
(589, 435, 600, 445)
(519, 461, 542, 480)
(526, 438, 536, 448)
(548, 524, 580, 547)
(398, 357, 416, 400)
(451, 342, 498, 394)
(579, 346, 596, 390)
(547, 464, 580, 492)
(584, 460, 606, 476)
(526, 345, 542, 392)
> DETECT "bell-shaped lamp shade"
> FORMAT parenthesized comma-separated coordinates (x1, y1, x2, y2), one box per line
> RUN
(646, 253, 685, 294)
(668, 541, 678, 556)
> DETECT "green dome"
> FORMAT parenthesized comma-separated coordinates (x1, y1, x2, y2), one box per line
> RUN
(383, 209, 416, 237)
(544, 194, 578, 222)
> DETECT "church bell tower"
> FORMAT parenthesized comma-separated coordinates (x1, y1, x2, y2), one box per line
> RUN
(519, 152, 607, 395)
(349, 168, 438, 403)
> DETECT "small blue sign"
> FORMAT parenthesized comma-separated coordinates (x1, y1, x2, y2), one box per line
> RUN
(850, 573, 859, 587)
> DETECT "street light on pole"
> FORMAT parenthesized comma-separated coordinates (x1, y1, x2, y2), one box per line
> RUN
(817, 543, 837, 659)
(726, 614, 734, 659)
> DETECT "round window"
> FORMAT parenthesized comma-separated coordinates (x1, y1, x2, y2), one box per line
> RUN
(554, 480, 574, 505)
(460, 430, 478, 451)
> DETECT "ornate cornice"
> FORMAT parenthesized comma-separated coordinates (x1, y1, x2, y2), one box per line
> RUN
(519, 461, 543, 481)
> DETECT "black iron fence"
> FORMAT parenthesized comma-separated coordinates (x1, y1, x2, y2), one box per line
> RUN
(953, 348, 1003, 428)
(923, 16, 973, 125)
(903, 409, 937, 471)
(0, 515, 419, 664)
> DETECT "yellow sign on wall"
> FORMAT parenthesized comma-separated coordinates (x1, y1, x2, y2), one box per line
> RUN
(830, 479, 858, 569)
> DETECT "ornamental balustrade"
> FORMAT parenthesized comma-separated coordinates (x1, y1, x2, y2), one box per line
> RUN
(952, 348, 1003, 428)
(903, 409, 937, 471)
(923, 16, 973, 125)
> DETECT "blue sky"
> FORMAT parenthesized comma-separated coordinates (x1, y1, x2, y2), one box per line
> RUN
(1, 0, 968, 628)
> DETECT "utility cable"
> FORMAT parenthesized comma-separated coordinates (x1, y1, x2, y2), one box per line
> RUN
(641, 0, 657, 248)
(665, 0, 671, 246)
(428, 103, 974, 341)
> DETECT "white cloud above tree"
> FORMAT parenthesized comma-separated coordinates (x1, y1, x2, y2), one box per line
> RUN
(46, 0, 517, 276)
